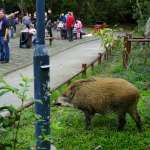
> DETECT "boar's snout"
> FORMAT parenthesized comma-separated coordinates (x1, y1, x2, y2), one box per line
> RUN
(54, 102, 62, 106)
(54, 96, 73, 107)
(54, 96, 64, 106)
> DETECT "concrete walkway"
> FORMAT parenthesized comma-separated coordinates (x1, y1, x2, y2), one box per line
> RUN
(0, 39, 104, 108)
(0, 29, 97, 76)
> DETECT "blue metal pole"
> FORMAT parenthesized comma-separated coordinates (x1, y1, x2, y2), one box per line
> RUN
(36, 0, 45, 44)
(34, 0, 50, 149)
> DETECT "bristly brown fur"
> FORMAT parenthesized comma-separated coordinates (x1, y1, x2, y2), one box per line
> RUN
(61, 77, 142, 131)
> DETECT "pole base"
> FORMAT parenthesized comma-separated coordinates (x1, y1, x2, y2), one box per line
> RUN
(51, 145, 57, 150)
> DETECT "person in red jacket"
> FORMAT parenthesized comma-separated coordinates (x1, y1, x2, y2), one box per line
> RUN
(66, 12, 75, 41)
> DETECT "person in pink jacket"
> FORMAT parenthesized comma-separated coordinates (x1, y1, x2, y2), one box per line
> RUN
(74, 19, 83, 39)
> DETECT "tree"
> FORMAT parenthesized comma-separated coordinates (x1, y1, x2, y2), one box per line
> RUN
(1, 0, 150, 25)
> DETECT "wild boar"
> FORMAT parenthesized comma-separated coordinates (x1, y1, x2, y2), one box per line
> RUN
(56, 77, 142, 131)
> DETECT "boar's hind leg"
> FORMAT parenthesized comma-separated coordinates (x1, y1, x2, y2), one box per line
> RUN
(129, 109, 142, 131)
(117, 112, 126, 131)
(83, 110, 94, 130)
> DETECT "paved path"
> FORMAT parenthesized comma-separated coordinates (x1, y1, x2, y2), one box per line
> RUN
(0, 39, 104, 109)
(0, 28, 96, 75)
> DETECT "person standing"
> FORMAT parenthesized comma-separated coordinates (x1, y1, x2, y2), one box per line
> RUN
(59, 13, 66, 23)
(76, 19, 83, 39)
(0, 8, 10, 63)
(66, 12, 75, 41)
(22, 13, 31, 29)
(8, 15, 16, 38)
(47, 9, 52, 21)
(46, 9, 53, 46)
(46, 19, 53, 46)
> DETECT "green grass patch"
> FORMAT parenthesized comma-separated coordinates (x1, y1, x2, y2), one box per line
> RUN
(1, 32, 150, 150)
(51, 37, 150, 150)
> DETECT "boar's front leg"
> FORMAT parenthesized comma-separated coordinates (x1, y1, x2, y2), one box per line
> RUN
(83, 110, 94, 130)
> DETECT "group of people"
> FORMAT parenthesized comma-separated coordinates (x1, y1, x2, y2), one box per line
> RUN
(56, 12, 83, 41)
(21, 10, 53, 46)
(20, 10, 83, 47)
(0, 9, 84, 64)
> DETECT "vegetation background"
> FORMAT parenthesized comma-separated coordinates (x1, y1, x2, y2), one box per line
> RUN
(1, 0, 150, 25)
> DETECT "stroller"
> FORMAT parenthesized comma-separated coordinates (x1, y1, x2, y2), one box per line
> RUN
(57, 21, 67, 39)
(60, 24, 67, 40)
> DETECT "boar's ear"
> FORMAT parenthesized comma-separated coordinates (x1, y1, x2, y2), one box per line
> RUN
(67, 84, 80, 99)
(69, 80, 87, 95)
(64, 78, 94, 99)
(61, 85, 77, 99)
(70, 85, 76, 91)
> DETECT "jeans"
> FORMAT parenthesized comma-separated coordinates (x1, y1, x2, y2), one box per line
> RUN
(67, 27, 73, 41)
(48, 27, 53, 46)
(0, 37, 10, 62)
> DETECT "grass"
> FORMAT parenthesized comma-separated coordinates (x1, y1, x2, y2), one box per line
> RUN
(1, 33, 150, 150)
(0, 108, 36, 150)
(51, 38, 150, 150)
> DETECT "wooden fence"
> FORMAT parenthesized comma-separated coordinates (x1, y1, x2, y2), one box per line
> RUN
(123, 33, 150, 68)
(19, 50, 111, 112)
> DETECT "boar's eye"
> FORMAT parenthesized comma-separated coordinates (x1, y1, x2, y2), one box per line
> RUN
(62, 93, 67, 97)
(54, 102, 62, 106)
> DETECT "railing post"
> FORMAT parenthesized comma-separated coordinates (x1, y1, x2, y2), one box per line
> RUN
(98, 53, 102, 64)
(123, 35, 129, 69)
(127, 33, 132, 54)
(104, 52, 108, 60)
(82, 64, 87, 78)
(67, 80, 71, 86)
(91, 63, 94, 73)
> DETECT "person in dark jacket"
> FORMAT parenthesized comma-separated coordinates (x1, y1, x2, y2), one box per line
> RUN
(46, 19, 53, 46)
(0, 8, 10, 63)
(59, 13, 66, 23)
